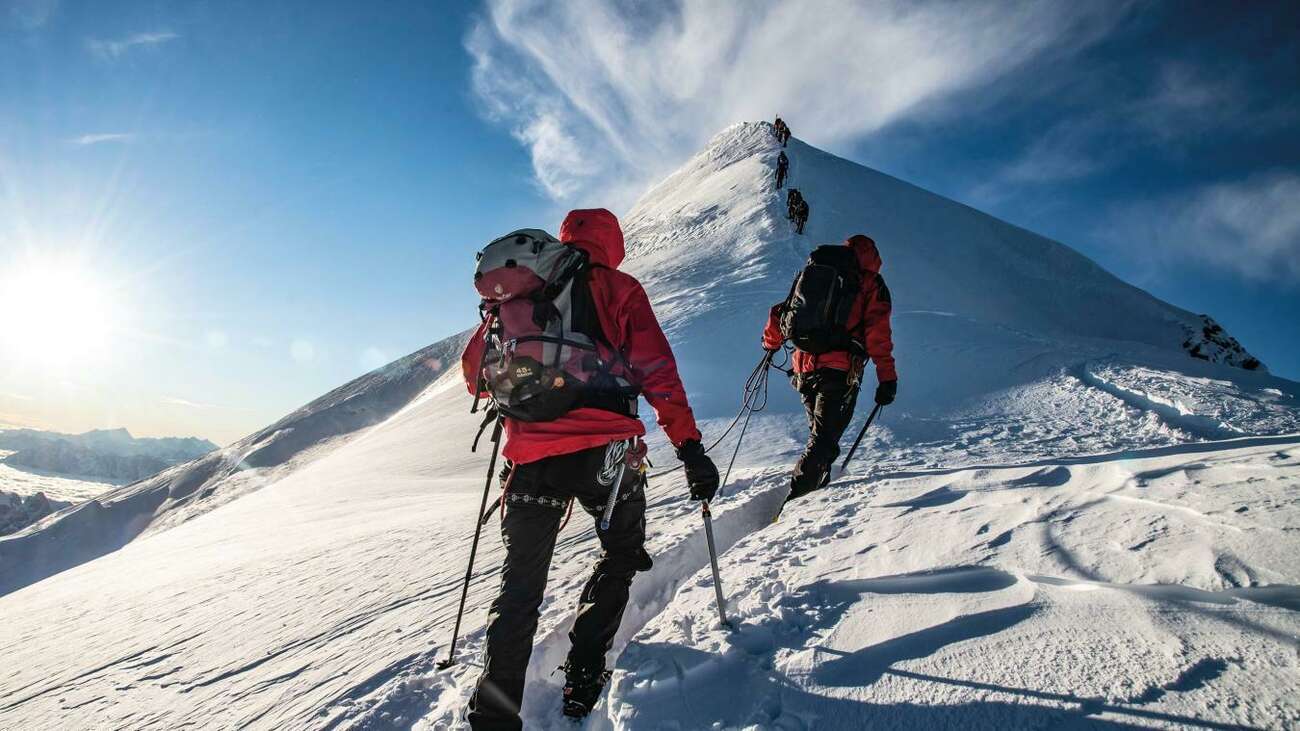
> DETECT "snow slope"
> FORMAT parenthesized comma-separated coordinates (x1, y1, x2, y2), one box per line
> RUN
(0, 334, 469, 596)
(1, 123, 1297, 730)
(598, 436, 1300, 730)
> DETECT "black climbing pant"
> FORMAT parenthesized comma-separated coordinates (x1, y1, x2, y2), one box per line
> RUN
(776, 168, 787, 189)
(467, 443, 651, 730)
(790, 369, 859, 499)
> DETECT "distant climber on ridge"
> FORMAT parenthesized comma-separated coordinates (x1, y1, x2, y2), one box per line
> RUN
(786, 188, 803, 221)
(793, 196, 809, 234)
(772, 115, 790, 147)
(775, 150, 789, 189)
(762, 234, 897, 503)
(461, 208, 720, 728)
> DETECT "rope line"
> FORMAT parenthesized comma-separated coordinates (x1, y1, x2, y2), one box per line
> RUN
(648, 348, 785, 480)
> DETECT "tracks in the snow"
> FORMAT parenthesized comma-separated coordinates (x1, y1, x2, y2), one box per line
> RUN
(1075, 362, 1243, 440)
(338, 467, 794, 729)
(514, 470, 791, 724)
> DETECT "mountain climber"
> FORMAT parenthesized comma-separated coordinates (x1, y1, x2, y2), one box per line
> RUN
(786, 188, 803, 221)
(775, 151, 789, 189)
(773, 117, 792, 147)
(772, 115, 786, 142)
(793, 197, 809, 234)
(761, 234, 896, 502)
(461, 209, 720, 729)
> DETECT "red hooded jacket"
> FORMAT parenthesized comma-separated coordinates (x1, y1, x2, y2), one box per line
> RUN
(762, 234, 897, 383)
(462, 209, 703, 464)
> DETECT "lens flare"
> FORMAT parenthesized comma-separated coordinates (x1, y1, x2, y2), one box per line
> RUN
(0, 258, 122, 368)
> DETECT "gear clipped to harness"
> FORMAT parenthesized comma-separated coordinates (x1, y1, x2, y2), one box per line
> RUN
(472, 229, 639, 422)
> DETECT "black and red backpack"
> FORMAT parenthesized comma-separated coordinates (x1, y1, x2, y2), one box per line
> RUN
(471, 229, 638, 422)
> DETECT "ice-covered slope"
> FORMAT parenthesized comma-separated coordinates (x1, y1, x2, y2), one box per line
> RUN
(1, 123, 1297, 730)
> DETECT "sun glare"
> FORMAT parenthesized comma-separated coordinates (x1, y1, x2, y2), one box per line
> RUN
(0, 259, 122, 368)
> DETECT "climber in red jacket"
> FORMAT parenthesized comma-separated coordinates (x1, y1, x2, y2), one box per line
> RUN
(763, 234, 896, 502)
(461, 208, 719, 728)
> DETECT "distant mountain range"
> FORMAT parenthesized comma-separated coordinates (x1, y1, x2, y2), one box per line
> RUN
(0, 491, 70, 536)
(0, 427, 217, 483)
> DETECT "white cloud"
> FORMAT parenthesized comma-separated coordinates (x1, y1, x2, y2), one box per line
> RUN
(163, 396, 216, 409)
(999, 118, 1113, 185)
(467, 0, 1129, 207)
(1116, 173, 1300, 283)
(68, 133, 134, 146)
(984, 59, 1293, 201)
(87, 31, 179, 59)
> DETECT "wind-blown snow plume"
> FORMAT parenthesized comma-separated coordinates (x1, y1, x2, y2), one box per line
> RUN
(467, 0, 1131, 205)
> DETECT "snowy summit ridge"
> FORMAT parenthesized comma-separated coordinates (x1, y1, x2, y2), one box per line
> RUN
(0, 122, 1297, 730)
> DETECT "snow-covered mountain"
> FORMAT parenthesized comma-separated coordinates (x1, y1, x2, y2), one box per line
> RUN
(1, 123, 1296, 730)
(0, 427, 216, 482)
(0, 490, 70, 537)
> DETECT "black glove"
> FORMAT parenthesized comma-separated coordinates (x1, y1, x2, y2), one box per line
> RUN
(875, 380, 897, 406)
(676, 439, 719, 502)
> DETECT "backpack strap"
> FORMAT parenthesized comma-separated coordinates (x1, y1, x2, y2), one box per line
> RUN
(568, 262, 641, 418)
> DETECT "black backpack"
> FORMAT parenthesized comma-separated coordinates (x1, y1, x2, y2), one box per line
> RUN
(778, 245, 863, 355)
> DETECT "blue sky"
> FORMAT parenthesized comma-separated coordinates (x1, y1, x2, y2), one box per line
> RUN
(1, 0, 1297, 444)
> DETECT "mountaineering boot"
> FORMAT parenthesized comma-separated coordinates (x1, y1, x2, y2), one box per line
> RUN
(560, 662, 612, 719)
(784, 464, 831, 505)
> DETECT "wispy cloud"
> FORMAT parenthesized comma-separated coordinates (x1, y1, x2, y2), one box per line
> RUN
(163, 396, 217, 410)
(467, 0, 1130, 205)
(87, 31, 179, 59)
(999, 117, 1116, 185)
(7, 0, 58, 29)
(68, 132, 134, 146)
(1110, 173, 1300, 283)
(982, 60, 1296, 202)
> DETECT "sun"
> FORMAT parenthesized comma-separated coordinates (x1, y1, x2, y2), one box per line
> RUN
(0, 257, 122, 368)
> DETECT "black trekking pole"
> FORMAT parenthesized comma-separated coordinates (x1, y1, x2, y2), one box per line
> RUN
(839, 403, 882, 473)
(437, 417, 504, 670)
(700, 500, 730, 628)
(697, 349, 774, 627)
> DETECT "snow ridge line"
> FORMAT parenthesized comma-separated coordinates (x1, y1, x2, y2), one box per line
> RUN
(1075, 362, 1243, 440)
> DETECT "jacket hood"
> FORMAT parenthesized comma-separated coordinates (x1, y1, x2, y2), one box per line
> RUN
(846, 234, 881, 274)
(560, 208, 625, 269)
